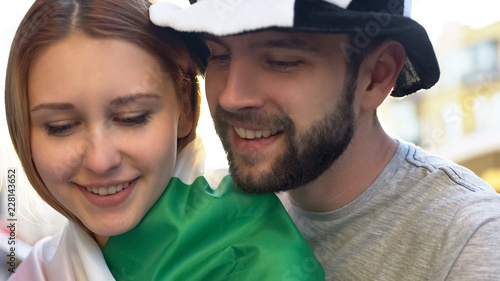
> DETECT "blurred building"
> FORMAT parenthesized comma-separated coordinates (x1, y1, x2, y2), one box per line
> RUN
(380, 21, 500, 192)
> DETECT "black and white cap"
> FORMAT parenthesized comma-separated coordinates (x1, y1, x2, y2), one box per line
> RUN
(151, 0, 440, 97)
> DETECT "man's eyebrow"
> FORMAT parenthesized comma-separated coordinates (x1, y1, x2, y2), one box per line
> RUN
(31, 103, 75, 112)
(203, 34, 324, 56)
(110, 93, 162, 108)
(250, 38, 324, 55)
(202, 34, 228, 49)
(202, 34, 223, 44)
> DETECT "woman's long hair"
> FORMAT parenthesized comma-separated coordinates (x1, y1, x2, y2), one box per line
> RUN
(5, 0, 203, 227)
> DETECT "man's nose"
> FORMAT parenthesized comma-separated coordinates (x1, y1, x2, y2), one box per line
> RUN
(216, 56, 266, 113)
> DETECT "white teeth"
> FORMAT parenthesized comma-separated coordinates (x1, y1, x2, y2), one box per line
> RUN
(234, 127, 276, 140)
(108, 186, 117, 194)
(86, 182, 131, 196)
(236, 127, 245, 137)
(246, 130, 255, 139)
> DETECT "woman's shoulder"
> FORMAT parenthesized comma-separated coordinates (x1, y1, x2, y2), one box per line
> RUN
(8, 228, 64, 280)
(9, 222, 115, 281)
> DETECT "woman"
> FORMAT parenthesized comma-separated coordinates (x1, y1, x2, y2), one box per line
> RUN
(5, 0, 324, 280)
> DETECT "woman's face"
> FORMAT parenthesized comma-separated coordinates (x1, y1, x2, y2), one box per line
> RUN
(28, 34, 191, 247)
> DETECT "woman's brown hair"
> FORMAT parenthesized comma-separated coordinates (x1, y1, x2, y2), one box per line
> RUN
(5, 0, 204, 225)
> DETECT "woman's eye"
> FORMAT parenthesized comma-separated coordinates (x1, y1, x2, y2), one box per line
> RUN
(116, 113, 151, 126)
(45, 123, 76, 136)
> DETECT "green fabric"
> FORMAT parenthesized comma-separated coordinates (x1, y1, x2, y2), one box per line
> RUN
(102, 175, 324, 280)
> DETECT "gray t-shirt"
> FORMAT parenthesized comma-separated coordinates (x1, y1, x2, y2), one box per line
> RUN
(282, 140, 500, 280)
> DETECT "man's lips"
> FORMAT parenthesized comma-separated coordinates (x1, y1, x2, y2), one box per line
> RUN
(233, 126, 281, 140)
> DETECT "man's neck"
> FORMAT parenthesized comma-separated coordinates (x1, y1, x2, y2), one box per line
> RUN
(287, 124, 398, 213)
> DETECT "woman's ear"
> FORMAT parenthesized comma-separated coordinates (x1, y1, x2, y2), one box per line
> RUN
(177, 84, 194, 139)
(360, 40, 406, 110)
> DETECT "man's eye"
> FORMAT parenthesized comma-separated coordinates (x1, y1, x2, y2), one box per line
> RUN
(209, 54, 230, 63)
(116, 113, 152, 126)
(266, 59, 301, 70)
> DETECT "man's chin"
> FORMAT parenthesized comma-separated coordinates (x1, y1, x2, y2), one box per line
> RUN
(232, 177, 292, 194)
(228, 163, 273, 194)
(229, 161, 303, 195)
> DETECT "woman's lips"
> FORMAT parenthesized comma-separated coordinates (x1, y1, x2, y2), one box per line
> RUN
(78, 177, 139, 208)
(84, 181, 131, 196)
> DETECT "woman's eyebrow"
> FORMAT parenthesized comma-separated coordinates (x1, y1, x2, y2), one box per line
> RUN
(30, 93, 161, 112)
(31, 103, 75, 112)
(110, 93, 162, 108)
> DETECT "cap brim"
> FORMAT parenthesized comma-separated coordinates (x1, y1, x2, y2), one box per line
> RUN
(150, 0, 440, 97)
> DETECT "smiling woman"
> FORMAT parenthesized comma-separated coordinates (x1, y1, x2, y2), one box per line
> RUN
(4, 0, 324, 280)
(6, 0, 201, 231)
(27, 35, 185, 247)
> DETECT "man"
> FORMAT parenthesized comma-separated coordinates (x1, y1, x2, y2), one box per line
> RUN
(151, 0, 500, 279)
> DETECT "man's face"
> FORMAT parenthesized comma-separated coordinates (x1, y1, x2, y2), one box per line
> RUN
(205, 31, 357, 193)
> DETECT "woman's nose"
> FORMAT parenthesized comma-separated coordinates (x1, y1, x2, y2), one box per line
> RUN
(81, 128, 122, 175)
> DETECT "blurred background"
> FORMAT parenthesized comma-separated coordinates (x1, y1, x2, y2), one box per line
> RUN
(0, 0, 499, 279)
(380, 1, 500, 193)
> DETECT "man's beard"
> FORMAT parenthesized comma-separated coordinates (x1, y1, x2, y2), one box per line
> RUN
(213, 75, 357, 194)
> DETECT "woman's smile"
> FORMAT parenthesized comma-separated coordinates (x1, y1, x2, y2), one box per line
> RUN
(28, 34, 185, 239)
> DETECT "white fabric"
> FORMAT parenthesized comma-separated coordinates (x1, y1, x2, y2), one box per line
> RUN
(150, 0, 414, 36)
(323, 0, 352, 8)
(8, 221, 114, 281)
(172, 137, 206, 185)
(173, 137, 228, 189)
(150, 0, 295, 36)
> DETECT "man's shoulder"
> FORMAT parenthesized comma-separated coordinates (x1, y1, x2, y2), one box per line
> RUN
(393, 140, 495, 195)
(389, 140, 500, 232)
